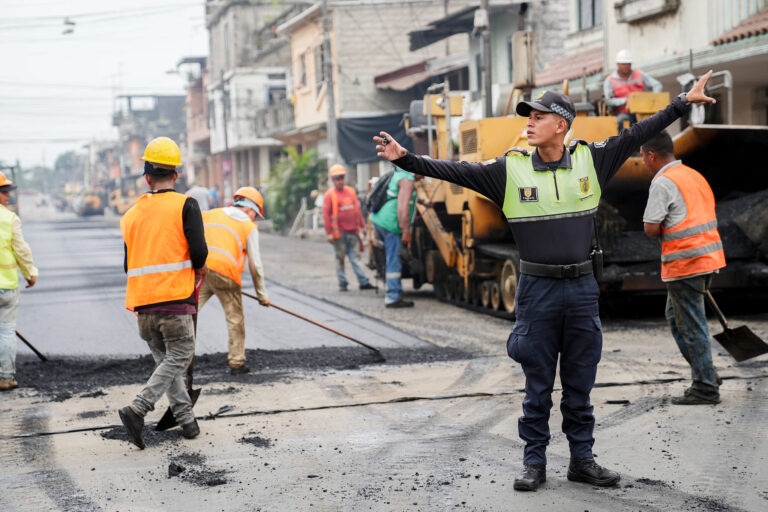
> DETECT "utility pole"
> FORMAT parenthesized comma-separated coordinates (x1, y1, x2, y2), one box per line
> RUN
(220, 71, 232, 200)
(479, 0, 493, 118)
(322, 0, 339, 166)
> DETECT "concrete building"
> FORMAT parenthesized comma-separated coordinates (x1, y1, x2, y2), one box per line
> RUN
(205, 0, 302, 201)
(276, 0, 473, 191)
(535, 0, 768, 126)
(178, 56, 211, 188)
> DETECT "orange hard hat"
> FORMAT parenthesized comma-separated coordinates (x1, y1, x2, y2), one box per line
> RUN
(328, 164, 346, 177)
(0, 172, 16, 191)
(234, 186, 264, 218)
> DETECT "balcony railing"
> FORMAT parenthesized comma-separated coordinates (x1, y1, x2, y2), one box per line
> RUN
(254, 100, 295, 138)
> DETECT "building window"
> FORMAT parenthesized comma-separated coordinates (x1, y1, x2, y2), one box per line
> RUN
(297, 52, 307, 89)
(578, 0, 602, 30)
(267, 87, 286, 106)
(313, 45, 326, 96)
(507, 36, 514, 83)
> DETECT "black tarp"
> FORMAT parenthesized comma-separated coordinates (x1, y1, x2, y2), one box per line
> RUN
(336, 113, 413, 165)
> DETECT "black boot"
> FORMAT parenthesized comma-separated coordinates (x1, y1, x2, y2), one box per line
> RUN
(181, 419, 200, 439)
(118, 406, 145, 450)
(513, 463, 546, 491)
(567, 458, 620, 487)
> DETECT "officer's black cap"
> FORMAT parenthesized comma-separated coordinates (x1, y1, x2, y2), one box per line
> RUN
(516, 91, 576, 126)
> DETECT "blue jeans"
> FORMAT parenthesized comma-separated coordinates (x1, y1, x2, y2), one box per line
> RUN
(665, 275, 719, 394)
(374, 224, 403, 304)
(506, 274, 602, 465)
(333, 232, 370, 288)
(0, 288, 20, 380)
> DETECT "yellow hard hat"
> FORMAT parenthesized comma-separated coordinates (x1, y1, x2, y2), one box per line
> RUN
(234, 186, 264, 218)
(328, 164, 346, 177)
(0, 172, 16, 191)
(140, 137, 182, 168)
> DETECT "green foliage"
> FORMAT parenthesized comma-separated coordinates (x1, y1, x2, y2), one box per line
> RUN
(265, 147, 324, 232)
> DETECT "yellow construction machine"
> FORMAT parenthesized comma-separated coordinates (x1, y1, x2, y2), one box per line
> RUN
(381, 81, 768, 317)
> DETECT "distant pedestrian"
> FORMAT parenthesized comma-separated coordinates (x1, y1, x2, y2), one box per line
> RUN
(198, 186, 270, 374)
(119, 137, 208, 449)
(0, 172, 38, 392)
(641, 131, 725, 405)
(375, 71, 715, 490)
(185, 184, 211, 211)
(603, 49, 663, 132)
(369, 166, 429, 308)
(323, 165, 375, 292)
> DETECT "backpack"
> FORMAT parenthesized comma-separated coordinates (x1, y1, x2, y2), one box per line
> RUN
(365, 169, 396, 213)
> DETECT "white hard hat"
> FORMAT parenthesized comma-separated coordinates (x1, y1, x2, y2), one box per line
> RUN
(616, 49, 632, 64)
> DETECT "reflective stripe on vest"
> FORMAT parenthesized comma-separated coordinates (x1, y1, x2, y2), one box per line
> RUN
(657, 164, 726, 279)
(610, 69, 645, 114)
(502, 144, 601, 223)
(120, 192, 195, 309)
(202, 208, 254, 285)
(328, 186, 362, 239)
(0, 206, 18, 289)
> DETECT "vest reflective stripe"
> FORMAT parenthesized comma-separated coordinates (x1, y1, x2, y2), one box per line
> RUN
(121, 192, 195, 309)
(657, 164, 726, 279)
(202, 208, 254, 285)
(0, 206, 17, 289)
(610, 69, 645, 113)
(328, 186, 361, 239)
(502, 144, 601, 223)
(126, 259, 192, 278)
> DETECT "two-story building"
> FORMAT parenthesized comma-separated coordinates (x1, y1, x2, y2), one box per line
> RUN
(178, 56, 211, 188)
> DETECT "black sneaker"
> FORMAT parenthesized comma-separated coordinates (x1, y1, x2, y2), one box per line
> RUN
(671, 393, 720, 405)
(118, 406, 145, 450)
(230, 365, 250, 375)
(385, 299, 414, 308)
(567, 458, 620, 487)
(359, 283, 376, 290)
(513, 463, 546, 491)
(181, 420, 200, 439)
(339, 284, 348, 292)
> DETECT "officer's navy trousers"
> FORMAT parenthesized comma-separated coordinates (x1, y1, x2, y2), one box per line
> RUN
(506, 273, 603, 465)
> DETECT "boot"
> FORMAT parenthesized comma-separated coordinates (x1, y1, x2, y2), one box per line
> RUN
(567, 458, 620, 487)
(230, 364, 250, 375)
(118, 406, 145, 450)
(513, 463, 546, 491)
(0, 378, 19, 391)
(181, 420, 200, 439)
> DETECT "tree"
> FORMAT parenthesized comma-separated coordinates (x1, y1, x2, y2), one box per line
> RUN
(265, 147, 324, 232)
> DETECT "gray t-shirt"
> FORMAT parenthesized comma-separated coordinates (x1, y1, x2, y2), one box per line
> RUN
(642, 160, 687, 229)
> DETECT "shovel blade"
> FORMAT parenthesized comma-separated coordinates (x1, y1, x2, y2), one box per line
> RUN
(714, 326, 768, 362)
(155, 387, 202, 431)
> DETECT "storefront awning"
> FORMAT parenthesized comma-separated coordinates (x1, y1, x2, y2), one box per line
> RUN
(374, 53, 469, 91)
(535, 46, 604, 87)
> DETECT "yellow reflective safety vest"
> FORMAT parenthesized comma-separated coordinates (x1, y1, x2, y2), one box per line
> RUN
(502, 143, 601, 223)
(0, 206, 19, 289)
(202, 208, 255, 286)
(120, 192, 195, 310)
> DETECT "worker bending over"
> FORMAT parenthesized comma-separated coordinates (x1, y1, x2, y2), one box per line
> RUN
(198, 186, 270, 374)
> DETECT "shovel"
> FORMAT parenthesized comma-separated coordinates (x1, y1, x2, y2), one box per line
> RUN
(705, 290, 768, 362)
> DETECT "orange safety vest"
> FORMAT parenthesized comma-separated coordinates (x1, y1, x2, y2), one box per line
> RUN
(657, 164, 726, 280)
(202, 208, 255, 285)
(328, 185, 362, 240)
(610, 69, 646, 114)
(121, 192, 195, 310)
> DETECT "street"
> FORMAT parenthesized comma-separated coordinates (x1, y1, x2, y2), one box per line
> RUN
(1, 201, 767, 511)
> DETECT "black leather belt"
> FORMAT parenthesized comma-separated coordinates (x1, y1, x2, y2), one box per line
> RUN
(520, 259, 593, 279)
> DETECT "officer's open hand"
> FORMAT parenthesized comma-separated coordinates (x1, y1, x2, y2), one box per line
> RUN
(374, 132, 407, 161)
(685, 70, 717, 105)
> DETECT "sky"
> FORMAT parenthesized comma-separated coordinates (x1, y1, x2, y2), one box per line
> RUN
(0, 0, 209, 169)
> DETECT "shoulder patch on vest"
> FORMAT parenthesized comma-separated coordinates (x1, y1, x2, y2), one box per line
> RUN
(568, 139, 589, 153)
(504, 147, 529, 157)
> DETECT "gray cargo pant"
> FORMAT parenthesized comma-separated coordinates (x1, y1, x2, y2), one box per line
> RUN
(130, 313, 196, 425)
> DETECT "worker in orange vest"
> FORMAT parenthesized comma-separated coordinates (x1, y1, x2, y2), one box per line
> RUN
(119, 137, 208, 450)
(642, 130, 726, 405)
(323, 164, 375, 292)
(603, 49, 662, 132)
(198, 186, 270, 374)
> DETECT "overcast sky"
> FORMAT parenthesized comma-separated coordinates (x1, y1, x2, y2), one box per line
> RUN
(0, 0, 208, 169)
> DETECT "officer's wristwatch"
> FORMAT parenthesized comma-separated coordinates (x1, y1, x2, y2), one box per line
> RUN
(677, 92, 690, 105)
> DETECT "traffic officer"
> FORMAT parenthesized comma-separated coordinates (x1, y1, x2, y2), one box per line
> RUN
(641, 131, 725, 405)
(119, 136, 208, 450)
(198, 186, 270, 374)
(375, 72, 716, 491)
